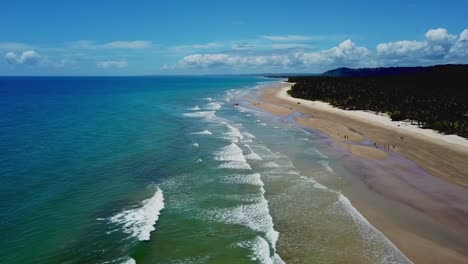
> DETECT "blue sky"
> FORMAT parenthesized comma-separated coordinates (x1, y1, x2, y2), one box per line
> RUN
(1, 0, 467, 75)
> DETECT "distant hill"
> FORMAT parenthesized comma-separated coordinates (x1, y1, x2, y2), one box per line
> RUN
(264, 73, 319, 78)
(321, 64, 468, 77)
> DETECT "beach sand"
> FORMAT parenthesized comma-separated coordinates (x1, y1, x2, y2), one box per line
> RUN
(251, 82, 468, 264)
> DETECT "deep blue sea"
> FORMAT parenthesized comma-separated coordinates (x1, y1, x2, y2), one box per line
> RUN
(0, 76, 409, 264)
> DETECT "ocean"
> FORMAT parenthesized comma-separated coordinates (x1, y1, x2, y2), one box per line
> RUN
(0, 76, 410, 263)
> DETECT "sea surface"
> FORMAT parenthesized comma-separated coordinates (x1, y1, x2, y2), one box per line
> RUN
(0, 76, 410, 263)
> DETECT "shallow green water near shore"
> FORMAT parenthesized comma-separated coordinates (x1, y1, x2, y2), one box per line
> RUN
(0, 76, 409, 263)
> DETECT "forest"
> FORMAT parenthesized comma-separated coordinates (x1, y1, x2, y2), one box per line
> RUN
(287, 65, 468, 138)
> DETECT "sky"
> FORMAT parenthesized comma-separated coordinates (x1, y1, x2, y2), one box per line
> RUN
(1, 0, 467, 75)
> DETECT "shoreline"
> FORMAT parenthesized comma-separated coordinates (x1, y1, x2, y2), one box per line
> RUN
(258, 82, 468, 189)
(251, 82, 468, 263)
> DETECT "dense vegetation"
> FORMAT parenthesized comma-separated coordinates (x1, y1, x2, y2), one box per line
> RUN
(288, 65, 468, 138)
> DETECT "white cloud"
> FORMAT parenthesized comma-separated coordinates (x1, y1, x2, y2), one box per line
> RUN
(377, 40, 425, 57)
(172, 43, 223, 52)
(96, 60, 128, 69)
(377, 28, 467, 62)
(271, 43, 312, 49)
(425, 28, 457, 43)
(103, 41, 152, 49)
(178, 53, 291, 68)
(160, 64, 173, 71)
(0, 42, 31, 51)
(460, 29, 468, 42)
(232, 43, 255, 50)
(263, 35, 313, 41)
(176, 39, 370, 70)
(175, 38, 371, 70)
(5, 50, 41, 65)
(172, 28, 468, 73)
(191, 43, 222, 49)
(69, 40, 152, 49)
(68, 40, 96, 49)
(293, 39, 370, 68)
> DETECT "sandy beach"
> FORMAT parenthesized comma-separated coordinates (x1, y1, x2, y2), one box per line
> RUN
(251, 82, 468, 264)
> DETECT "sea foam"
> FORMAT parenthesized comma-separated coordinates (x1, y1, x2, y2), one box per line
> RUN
(187, 105, 201, 111)
(220, 173, 264, 186)
(214, 143, 251, 170)
(202, 186, 283, 263)
(191, 130, 213, 135)
(214, 143, 246, 162)
(122, 257, 136, 264)
(244, 144, 262, 161)
(204, 102, 222, 110)
(223, 124, 244, 142)
(243, 236, 285, 264)
(183, 111, 216, 120)
(337, 194, 412, 263)
(109, 188, 164, 241)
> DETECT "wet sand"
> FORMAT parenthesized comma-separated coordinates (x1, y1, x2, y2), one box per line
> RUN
(251, 82, 468, 263)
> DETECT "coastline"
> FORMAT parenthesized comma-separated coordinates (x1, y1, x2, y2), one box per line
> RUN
(251, 82, 468, 263)
(258, 82, 468, 188)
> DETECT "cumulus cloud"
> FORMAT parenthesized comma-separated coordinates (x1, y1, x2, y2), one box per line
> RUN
(5, 50, 41, 65)
(377, 28, 466, 62)
(178, 53, 291, 68)
(425, 28, 457, 43)
(96, 60, 128, 69)
(377, 40, 425, 57)
(177, 39, 369, 70)
(174, 28, 467, 72)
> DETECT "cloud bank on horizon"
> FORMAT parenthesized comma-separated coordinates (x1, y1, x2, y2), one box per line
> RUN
(175, 28, 468, 72)
(1, 28, 467, 75)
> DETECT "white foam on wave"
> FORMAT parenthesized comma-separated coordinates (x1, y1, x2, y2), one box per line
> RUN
(192, 143, 199, 148)
(122, 257, 136, 264)
(202, 183, 284, 263)
(218, 193, 263, 203)
(219, 161, 252, 170)
(300, 176, 329, 190)
(214, 143, 246, 162)
(191, 130, 213, 135)
(202, 188, 280, 248)
(304, 147, 328, 159)
(243, 132, 256, 139)
(214, 143, 252, 170)
(204, 102, 222, 110)
(109, 188, 164, 241)
(223, 124, 244, 142)
(183, 111, 216, 120)
(203, 97, 212, 101)
(245, 237, 285, 264)
(262, 162, 280, 168)
(187, 105, 200, 111)
(319, 160, 335, 174)
(220, 173, 264, 186)
(102, 256, 136, 264)
(337, 194, 412, 263)
(235, 105, 261, 114)
(244, 144, 263, 160)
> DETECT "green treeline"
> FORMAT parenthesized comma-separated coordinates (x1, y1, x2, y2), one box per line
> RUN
(287, 65, 468, 138)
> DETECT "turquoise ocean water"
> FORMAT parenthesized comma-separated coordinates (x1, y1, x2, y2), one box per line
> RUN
(0, 76, 410, 263)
